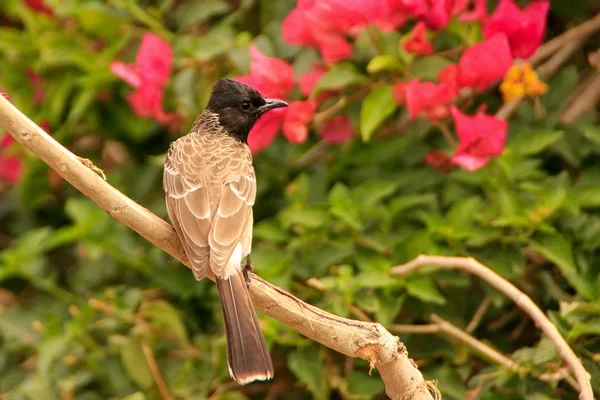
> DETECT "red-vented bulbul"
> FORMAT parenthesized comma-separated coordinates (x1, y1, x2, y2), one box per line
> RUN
(163, 79, 287, 384)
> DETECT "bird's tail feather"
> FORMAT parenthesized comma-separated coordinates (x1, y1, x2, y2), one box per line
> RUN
(216, 272, 274, 384)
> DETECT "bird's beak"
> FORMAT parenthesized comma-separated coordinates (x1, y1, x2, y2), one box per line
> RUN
(259, 99, 289, 114)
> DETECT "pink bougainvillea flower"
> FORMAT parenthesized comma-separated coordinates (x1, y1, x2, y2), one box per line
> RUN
(299, 64, 327, 97)
(110, 33, 172, 87)
(404, 22, 433, 55)
(387, 0, 428, 17)
(247, 109, 287, 153)
(457, 34, 513, 91)
(423, 0, 453, 29)
(437, 63, 459, 96)
(321, 115, 355, 144)
(283, 101, 317, 143)
(404, 79, 457, 120)
(392, 82, 407, 105)
(24, 0, 53, 16)
(459, 0, 488, 23)
(425, 151, 453, 173)
(282, 0, 407, 63)
(484, 0, 549, 59)
(282, 0, 355, 63)
(450, 105, 507, 171)
(110, 33, 176, 126)
(0, 135, 23, 185)
(235, 45, 295, 100)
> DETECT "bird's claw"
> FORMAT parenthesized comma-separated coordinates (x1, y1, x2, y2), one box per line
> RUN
(243, 255, 253, 288)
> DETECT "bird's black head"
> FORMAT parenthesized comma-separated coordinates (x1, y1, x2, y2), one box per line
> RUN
(206, 79, 288, 143)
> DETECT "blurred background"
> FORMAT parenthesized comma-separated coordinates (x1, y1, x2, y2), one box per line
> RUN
(1, 0, 600, 399)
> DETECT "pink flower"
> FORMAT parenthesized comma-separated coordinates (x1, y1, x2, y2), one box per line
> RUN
(404, 79, 457, 120)
(387, 0, 428, 17)
(24, 0, 53, 16)
(283, 101, 317, 143)
(110, 33, 176, 126)
(484, 0, 549, 59)
(282, 0, 407, 63)
(0, 135, 23, 185)
(437, 64, 459, 96)
(392, 82, 407, 105)
(299, 64, 327, 97)
(457, 34, 513, 91)
(247, 109, 287, 153)
(321, 115, 355, 143)
(283, 1, 357, 63)
(235, 45, 295, 100)
(404, 22, 433, 55)
(450, 106, 507, 171)
(423, 0, 453, 29)
(459, 0, 488, 23)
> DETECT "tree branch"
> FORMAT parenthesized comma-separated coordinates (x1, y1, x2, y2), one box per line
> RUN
(390, 255, 593, 400)
(0, 96, 436, 400)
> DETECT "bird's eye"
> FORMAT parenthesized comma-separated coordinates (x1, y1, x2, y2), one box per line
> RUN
(240, 102, 251, 111)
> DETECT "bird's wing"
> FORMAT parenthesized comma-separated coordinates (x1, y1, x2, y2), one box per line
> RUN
(208, 149, 256, 278)
(163, 137, 212, 280)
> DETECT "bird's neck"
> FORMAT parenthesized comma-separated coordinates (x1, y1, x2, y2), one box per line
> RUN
(191, 110, 225, 135)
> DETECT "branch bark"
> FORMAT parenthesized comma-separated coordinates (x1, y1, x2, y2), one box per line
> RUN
(390, 255, 593, 400)
(0, 96, 436, 400)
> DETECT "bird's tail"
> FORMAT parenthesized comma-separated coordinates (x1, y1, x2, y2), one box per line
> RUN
(216, 272, 274, 384)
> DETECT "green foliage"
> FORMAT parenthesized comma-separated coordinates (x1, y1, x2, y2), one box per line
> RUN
(0, 1, 599, 400)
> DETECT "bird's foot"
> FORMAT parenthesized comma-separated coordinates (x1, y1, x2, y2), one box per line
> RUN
(243, 255, 253, 288)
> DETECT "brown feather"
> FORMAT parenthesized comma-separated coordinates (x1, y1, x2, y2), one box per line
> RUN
(217, 272, 274, 384)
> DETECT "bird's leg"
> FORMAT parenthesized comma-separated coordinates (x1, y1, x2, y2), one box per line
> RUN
(243, 255, 254, 287)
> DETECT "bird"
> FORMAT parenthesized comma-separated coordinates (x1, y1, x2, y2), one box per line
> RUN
(163, 78, 288, 384)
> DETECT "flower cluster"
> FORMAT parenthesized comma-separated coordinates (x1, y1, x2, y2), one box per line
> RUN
(110, 33, 178, 127)
(104, 0, 550, 170)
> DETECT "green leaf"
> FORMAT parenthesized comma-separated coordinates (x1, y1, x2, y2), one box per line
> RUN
(288, 347, 328, 400)
(569, 321, 600, 340)
(313, 63, 365, 94)
(507, 130, 564, 156)
(329, 183, 362, 230)
(346, 371, 385, 397)
(140, 300, 189, 343)
(568, 185, 600, 209)
(280, 208, 329, 229)
(406, 275, 446, 305)
(410, 57, 451, 80)
(581, 123, 600, 147)
(360, 85, 396, 142)
(38, 336, 70, 377)
(366, 55, 403, 74)
(120, 337, 154, 389)
(175, 0, 231, 31)
(122, 392, 147, 400)
(530, 233, 596, 300)
(351, 179, 398, 206)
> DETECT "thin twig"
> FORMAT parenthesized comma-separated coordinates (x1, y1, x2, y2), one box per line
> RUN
(0, 93, 436, 400)
(530, 12, 600, 65)
(141, 339, 174, 400)
(560, 71, 600, 123)
(465, 296, 492, 334)
(390, 255, 593, 400)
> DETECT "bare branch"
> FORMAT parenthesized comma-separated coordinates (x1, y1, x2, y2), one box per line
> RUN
(0, 96, 436, 400)
(390, 255, 593, 400)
